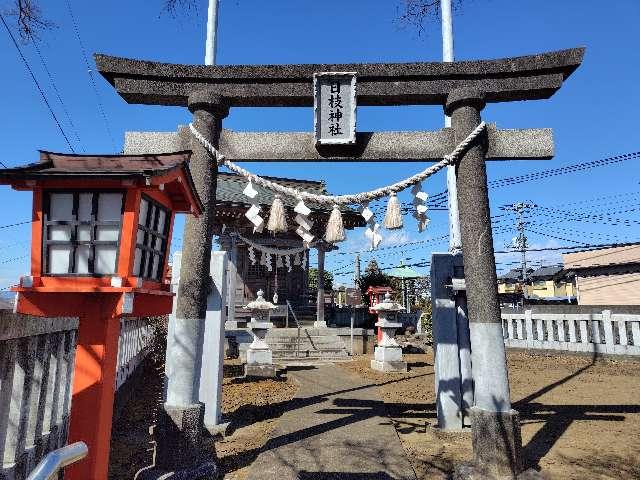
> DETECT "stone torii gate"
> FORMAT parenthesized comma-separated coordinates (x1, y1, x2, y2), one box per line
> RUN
(97, 47, 583, 479)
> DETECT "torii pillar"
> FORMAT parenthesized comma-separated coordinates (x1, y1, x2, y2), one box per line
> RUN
(138, 90, 227, 479)
(447, 88, 521, 478)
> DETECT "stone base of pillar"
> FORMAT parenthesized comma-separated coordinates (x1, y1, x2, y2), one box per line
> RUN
(453, 464, 545, 480)
(247, 348, 272, 365)
(205, 420, 231, 438)
(371, 345, 407, 372)
(370, 359, 408, 372)
(313, 320, 328, 328)
(245, 364, 277, 378)
(225, 320, 247, 330)
(135, 403, 218, 480)
(453, 406, 523, 480)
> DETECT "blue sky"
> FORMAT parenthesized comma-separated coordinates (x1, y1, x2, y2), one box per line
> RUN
(1, 0, 639, 289)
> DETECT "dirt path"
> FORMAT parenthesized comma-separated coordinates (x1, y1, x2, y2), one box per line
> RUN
(246, 364, 416, 479)
(108, 359, 298, 480)
(339, 352, 640, 480)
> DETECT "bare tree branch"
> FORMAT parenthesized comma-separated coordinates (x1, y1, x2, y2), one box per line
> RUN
(397, 0, 463, 36)
(162, 0, 199, 17)
(3, 0, 54, 42)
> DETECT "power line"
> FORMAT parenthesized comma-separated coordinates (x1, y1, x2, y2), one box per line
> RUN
(0, 254, 28, 265)
(0, 220, 30, 229)
(65, 0, 116, 150)
(427, 151, 640, 206)
(0, 13, 75, 152)
(32, 39, 84, 150)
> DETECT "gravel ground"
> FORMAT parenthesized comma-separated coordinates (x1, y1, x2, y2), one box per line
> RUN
(110, 351, 639, 480)
(338, 351, 640, 480)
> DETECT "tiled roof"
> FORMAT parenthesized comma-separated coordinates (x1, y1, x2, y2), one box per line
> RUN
(529, 265, 563, 279)
(1, 151, 192, 177)
(216, 171, 361, 218)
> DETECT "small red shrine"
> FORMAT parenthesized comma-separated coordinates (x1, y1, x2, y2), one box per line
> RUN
(0, 151, 201, 480)
(366, 286, 394, 314)
(366, 286, 395, 342)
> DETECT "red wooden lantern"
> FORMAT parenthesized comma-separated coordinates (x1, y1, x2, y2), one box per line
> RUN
(0, 151, 201, 480)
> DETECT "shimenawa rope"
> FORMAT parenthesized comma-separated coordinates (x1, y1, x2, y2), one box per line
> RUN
(189, 121, 486, 206)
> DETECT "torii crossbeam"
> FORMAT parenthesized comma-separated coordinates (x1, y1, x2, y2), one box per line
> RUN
(96, 47, 584, 480)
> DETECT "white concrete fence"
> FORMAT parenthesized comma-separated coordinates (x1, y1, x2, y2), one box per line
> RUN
(502, 310, 640, 356)
(1, 311, 156, 480)
(0, 312, 78, 480)
(115, 317, 156, 391)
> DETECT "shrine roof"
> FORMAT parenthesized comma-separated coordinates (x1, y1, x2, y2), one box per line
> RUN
(0, 151, 203, 213)
(216, 171, 362, 221)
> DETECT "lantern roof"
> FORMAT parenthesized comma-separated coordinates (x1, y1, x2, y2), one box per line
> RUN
(243, 289, 277, 311)
(0, 151, 202, 214)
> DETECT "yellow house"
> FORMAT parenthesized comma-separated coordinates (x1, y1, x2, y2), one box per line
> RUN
(497, 266, 576, 300)
(528, 265, 576, 299)
(497, 268, 532, 295)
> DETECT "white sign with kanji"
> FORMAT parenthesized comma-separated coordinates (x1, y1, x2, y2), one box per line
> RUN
(313, 72, 357, 145)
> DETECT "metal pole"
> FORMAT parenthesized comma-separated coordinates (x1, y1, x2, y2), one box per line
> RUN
(205, 0, 219, 66)
(26, 442, 88, 480)
(441, 0, 462, 252)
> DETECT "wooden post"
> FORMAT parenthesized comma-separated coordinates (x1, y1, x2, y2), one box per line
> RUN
(66, 302, 120, 480)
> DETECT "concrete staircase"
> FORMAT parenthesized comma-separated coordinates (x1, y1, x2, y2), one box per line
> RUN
(233, 327, 350, 365)
(269, 328, 350, 364)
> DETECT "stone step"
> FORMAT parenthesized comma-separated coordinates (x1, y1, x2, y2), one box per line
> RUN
(273, 351, 349, 359)
(272, 346, 347, 354)
(268, 338, 344, 345)
(274, 357, 353, 365)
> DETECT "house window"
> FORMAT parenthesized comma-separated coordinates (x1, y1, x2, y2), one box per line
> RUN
(44, 191, 124, 275)
(133, 196, 171, 281)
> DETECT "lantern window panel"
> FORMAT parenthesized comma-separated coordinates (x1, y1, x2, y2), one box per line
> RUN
(43, 191, 124, 276)
(133, 195, 171, 281)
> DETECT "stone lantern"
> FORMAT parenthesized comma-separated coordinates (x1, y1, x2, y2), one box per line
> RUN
(244, 289, 277, 377)
(371, 292, 407, 372)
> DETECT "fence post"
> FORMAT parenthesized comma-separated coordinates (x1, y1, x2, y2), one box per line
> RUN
(602, 310, 614, 354)
(545, 317, 554, 344)
(524, 310, 533, 347)
(616, 315, 628, 346)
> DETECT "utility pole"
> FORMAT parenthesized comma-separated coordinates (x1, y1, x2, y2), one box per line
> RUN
(205, 0, 220, 65)
(503, 202, 536, 300)
(354, 253, 361, 285)
(441, 0, 461, 252)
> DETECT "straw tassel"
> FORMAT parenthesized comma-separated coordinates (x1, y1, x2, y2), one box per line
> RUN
(324, 205, 346, 243)
(267, 195, 288, 233)
(383, 192, 403, 229)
